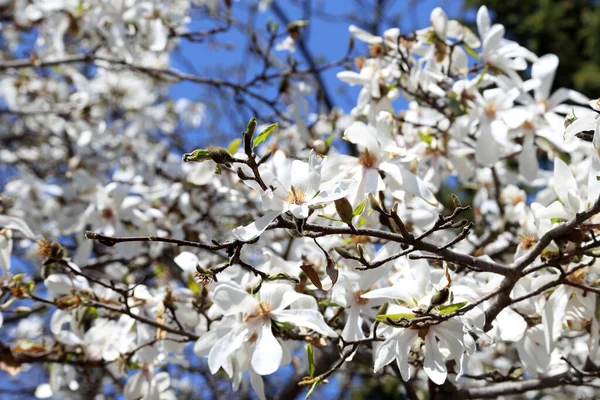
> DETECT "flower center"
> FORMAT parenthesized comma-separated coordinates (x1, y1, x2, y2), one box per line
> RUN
(484, 104, 497, 119)
(521, 120, 534, 131)
(286, 187, 306, 205)
(245, 302, 272, 322)
(354, 290, 369, 305)
(358, 149, 378, 169)
(101, 207, 115, 220)
(567, 268, 587, 284)
(518, 234, 537, 250)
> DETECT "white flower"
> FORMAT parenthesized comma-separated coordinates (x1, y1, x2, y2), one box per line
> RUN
(232, 151, 351, 241)
(198, 282, 336, 376)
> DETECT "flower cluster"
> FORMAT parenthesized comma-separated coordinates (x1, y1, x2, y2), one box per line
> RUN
(1, 3, 600, 400)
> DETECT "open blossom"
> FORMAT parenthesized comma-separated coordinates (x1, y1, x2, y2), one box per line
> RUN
(362, 261, 482, 384)
(232, 150, 351, 241)
(196, 282, 336, 376)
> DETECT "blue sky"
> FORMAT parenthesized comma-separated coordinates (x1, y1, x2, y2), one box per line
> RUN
(169, 0, 477, 148)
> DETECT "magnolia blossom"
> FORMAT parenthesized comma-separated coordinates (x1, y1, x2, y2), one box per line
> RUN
(362, 261, 482, 384)
(197, 282, 336, 376)
(232, 151, 351, 241)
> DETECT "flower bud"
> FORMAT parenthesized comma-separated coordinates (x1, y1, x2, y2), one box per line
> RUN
(334, 246, 355, 259)
(368, 193, 383, 213)
(207, 146, 234, 165)
(244, 117, 257, 154)
(429, 287, 449, 307)
(334, 197, 354, 229)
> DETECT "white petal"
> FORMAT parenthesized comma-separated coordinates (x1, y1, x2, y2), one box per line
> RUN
(260, 283, 292, 310)
(430, 8, 448, 39)
(212, 284, 258, 315)
(153, 372, 170, 393)
(531, 54, 558, 100)
(208, 328, 247, 374)
(0, 230, 12, 276)
(475, 123, 502, 166)
(124, 371, 144, 400)
(337, 71, 369, 86)
(251, 322, 282, 375)
(349, 25, 382, 44)
(44, 274, 89, 295)
(271, 309, 337, 337)
(396, 329, 419, 380)
(533, 200, 572, 220)
(548, 88, 589, 109)
(343, 122, 380, 153)
(173, 252, 199, 274)
(476, 6, 491, 39)
(232, 209, 281, 241)
(483, 24, 505, 59)
(342, 307, 364, 342)
(249, 370, 267, 400)
(553, 157, 578, 209)
(379, 162, 438, 205)
(374, 331, 401, 372)
(496, 307, 527, 342)
(542, 286, 568, 354)
(0, 215, 36, 239)
(423, 332, 447, 385)
(149, 19, 168, 52)
(564, 112, 597, 141)
(518, 134, 538, 181)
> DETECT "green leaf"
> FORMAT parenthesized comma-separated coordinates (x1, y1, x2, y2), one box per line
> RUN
(353, 200, 366, 216)
(273, 320, 296, 330)
(438, 301, 468, 315)
(307, 344, 315, 378)
(463, 44, 481, 60)
(253, 122, 279, 148)
(187, 274, 200, 295)
(317, 214, 342, 222)
(215, 164, 222, 175)
(418, 130, 433, 145)
(182, 149, 210, 163)
(228, 138, 241, 155)
(325, 134, 335, 148)
(375, 313, 415, 322)
(475, 67, 487, 85)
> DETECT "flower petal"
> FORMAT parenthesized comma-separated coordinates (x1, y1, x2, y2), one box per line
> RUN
(232, 209, 281, 241)
(423, 332, 447, 385)
(212, 283, 258, 315)
(251, 322, 282, 375)
(271, 309, 337, 337)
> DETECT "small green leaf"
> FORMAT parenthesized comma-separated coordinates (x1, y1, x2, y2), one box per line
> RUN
(438, 301, 468, 315)
(307, 343, 315, 378)
(418, 130, 433, 145)
(187, 274, 200, 295)
(463, 44, 481, 60)
(475, 67, 487, 85)
(325, 134, 335, 148)
(353, 200, 366, 216)
(273, 320, 296, 330)
(253, 122, 279, 148)
(215, 164, 222, 175)
(317, 214, 342, 222)
(182, 149, 210, 163)
(228, 138, 241, 155)
(375, 313, 415, 322)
